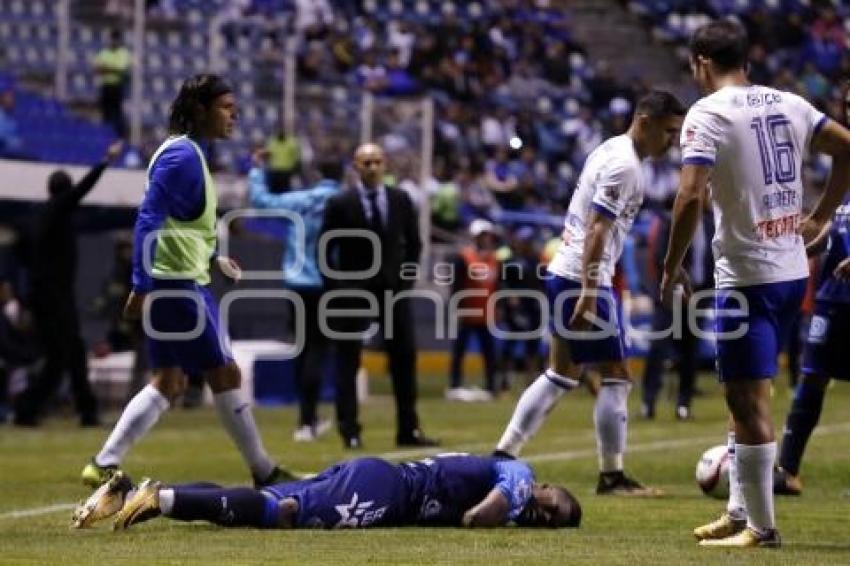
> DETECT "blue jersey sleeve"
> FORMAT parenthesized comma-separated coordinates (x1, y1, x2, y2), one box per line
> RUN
(132, 140, 206, 292)
(493, 460, 534, 521)
(249, 167, 302, 212)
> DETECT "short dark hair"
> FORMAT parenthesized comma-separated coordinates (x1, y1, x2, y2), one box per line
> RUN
(47, 170, 72, 196)
(168, 74, 233, 135)
(689, 19, 748, 72)
(635, 90, 686, 119)
(316, 160, 343, 181)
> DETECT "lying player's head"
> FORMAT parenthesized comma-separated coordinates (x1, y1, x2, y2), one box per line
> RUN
(168, 74, 236, 140)
(631, 90, 685, 158)
(515, 483, 582, 528)
(689, 19, 748, 93)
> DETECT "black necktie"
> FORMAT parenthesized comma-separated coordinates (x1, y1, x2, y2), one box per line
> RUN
(367, 190, 383, 233)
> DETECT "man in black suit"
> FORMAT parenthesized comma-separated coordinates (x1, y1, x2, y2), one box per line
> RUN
(321, 143, 437, 449)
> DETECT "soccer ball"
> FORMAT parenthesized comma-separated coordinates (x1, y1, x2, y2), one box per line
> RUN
(695, 444, 730, 499)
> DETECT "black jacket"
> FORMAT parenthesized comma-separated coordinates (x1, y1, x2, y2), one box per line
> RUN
(322, 186, 422, 293)
(30, 161, 107, 303)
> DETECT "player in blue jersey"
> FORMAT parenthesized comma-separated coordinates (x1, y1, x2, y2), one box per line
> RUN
(72, 454, 581, 530)
(81, 74, 292, 490)
(774, 83, 850, 496)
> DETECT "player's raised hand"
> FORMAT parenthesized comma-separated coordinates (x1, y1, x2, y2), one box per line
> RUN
(105, 139, 125, 163)
(216, 255, 242, 284)
(660, 266, 692, 308)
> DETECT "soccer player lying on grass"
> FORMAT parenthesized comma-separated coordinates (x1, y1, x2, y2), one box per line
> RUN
(72, 454, 581, 530)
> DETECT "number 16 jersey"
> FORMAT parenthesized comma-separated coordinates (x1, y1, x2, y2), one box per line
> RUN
(680, 85, 826, 288)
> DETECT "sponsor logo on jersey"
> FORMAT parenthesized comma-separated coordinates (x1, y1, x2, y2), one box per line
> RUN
(808, 315, 828, 344)
(334, 492, 387, 528)
(604, 185, 620, 201)
(753, 213, 799, 241)
(747, 92, 782, 107)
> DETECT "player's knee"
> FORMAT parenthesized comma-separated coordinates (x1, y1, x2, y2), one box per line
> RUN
(206, 362, 242, 393)
(598, 362, 630, 381)
(151, 370, 188, 402)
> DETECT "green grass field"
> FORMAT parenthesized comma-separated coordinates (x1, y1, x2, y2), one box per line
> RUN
(1, 373, 849, 565)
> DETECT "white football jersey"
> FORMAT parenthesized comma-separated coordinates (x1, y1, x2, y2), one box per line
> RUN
(548, 135, 644, 286)
(681, 85, 826, 288)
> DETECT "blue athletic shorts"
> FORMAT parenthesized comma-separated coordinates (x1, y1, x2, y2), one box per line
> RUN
(546, 275, 625, 364)
(802, 300, 850, 381)
(145, 280, 232, 373)
(262, 458, 409, 529)
(714, 278, 807, 381)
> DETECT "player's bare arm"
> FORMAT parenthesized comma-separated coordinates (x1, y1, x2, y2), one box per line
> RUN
(461, 488, 509, 527)
(802, 120, 850, 244)
(122, 291, 145, 321)
(570, 209, 613, 330)
(805, 220, 832, 257)
(661, 163, 708, 305)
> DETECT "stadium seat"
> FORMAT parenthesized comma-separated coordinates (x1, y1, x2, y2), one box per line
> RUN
(264, 105, 279, 124)
(148, 52, 163, 71)
(190, 32, 205, 50)
(151, 77, 166, 95)
(79, 27, 93, 45)
(36, 23, 51, 42)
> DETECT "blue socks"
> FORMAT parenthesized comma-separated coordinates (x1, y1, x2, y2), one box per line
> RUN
(779, 382, 826, 476)
(169, 486, 279, 528)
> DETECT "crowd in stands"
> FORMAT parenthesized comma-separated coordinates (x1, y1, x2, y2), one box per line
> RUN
(632, 0, 848, 120)
(2, 0, 848, 238)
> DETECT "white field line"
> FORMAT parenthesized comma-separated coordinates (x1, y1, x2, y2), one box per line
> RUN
(3, 421, 849, 521)
(0, 503, 76, 520)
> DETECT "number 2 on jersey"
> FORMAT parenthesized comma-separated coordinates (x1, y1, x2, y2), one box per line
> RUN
(750, 114, 796, 185)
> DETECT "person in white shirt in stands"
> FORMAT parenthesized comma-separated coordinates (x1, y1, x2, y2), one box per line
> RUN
(493, 91, 685, 496)
(661, 20, 850, 548)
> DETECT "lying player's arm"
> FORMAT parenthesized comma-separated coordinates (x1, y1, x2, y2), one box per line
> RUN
(462, 488, 510, 528)
(804, 120, 850, 243)
(661, 164, 709, 303)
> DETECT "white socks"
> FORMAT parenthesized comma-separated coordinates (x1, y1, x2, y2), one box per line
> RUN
(726, 431, 746, 520)
(496, 369, 578, 457)
(159, 488, 175, 516)
(94, 384, 275, 482)
(96, 384, 170, 467)
(736, 442, 777, 534)
(213, 389, 275, 480)
(594, 378, 630, 473)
